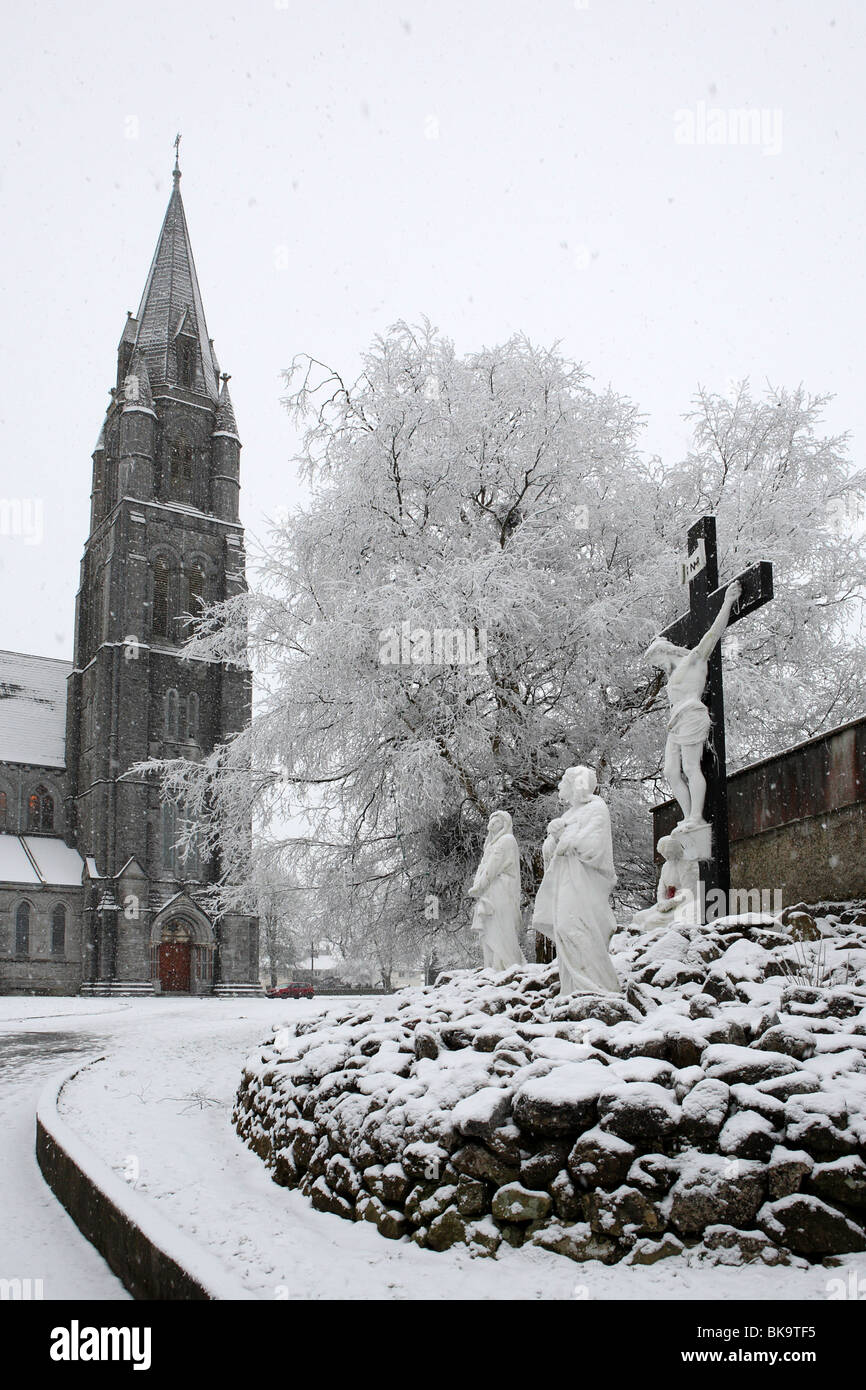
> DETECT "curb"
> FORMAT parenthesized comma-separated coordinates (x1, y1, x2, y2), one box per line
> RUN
(36, 1057, 250, 1301)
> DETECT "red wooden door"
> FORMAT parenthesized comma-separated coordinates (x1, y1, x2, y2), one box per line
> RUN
(158, 941, 191, 993)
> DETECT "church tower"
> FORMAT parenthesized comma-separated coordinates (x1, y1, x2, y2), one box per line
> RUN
(65, 153, 260, 996)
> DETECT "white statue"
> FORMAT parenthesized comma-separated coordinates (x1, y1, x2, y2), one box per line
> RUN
(633, 831, 701, 929)
(531, 766, 620, 995)
(644, 580, 741, 829)
(467, 810, 526, 971)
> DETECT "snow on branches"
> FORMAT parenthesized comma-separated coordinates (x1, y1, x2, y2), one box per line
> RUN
(145, 324, 866, 976)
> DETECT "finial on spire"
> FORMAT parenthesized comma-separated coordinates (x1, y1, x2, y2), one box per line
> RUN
(173, 133, 182, 184)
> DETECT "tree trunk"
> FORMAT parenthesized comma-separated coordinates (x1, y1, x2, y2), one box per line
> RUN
(535, 932, 554, 965)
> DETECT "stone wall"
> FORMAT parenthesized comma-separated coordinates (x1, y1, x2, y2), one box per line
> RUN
(732, 803, 866, 905)
(234, 909, 866, 1268)
(0, 882, 84, 995)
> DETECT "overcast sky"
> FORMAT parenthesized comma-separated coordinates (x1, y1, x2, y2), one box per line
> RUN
(2, 0, 864, 659)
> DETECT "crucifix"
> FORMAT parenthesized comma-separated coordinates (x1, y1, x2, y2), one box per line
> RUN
(173, 133, 182, 180)
(645, 515, 773, 918)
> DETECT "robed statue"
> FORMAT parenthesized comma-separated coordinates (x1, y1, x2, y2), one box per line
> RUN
(467, 810, 526, 971)
(531, 765, 620, 995)
(633, 830, 701, 929)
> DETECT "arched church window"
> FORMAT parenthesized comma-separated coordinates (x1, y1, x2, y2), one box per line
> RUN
(186, 692, 200, 741)
(15, 902, 30, 956)
(164, 689, 180, 741)
(187, 561, 207, 617)
(161, 801, 177, 873)
(152, 556, 173, 638)
(51, 904, 66, 956)
(27, 785, 54, 833)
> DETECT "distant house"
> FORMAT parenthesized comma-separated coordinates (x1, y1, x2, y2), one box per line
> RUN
(275, 954, 421, 993)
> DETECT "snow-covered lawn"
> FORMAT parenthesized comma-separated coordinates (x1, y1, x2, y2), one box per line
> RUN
(14, 993, 854, 1301)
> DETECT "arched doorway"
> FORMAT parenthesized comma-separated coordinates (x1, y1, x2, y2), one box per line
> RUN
(150, 896, 216, 994)
(157, 921, 192, 993)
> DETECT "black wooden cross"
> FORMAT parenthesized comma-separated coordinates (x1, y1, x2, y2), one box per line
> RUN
(660, 515, 773, 915)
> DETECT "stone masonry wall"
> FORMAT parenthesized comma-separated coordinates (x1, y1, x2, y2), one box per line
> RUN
(235, 907, 866, 1268)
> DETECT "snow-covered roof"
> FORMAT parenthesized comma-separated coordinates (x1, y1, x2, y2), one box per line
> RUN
(306, 954, 340, 972)
(0, 834, 84, 888)
(21, 836, 85, 886)
(0, 834, 41, 885)
(0, 649, 70, 768)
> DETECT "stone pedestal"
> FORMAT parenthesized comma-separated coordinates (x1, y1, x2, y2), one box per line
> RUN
(676, 823, 712, 862)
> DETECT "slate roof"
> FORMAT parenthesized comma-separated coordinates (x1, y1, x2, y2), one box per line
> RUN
(215, 377, 240, 436)
(0, 649, 70, 768)
(131, 169, 220, 401)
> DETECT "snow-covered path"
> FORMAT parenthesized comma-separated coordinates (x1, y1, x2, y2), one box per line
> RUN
(21, 993, 853, 1302)
(0, 1000, 130, 1300)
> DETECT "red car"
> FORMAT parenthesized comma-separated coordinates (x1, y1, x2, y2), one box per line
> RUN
(266, 982, 315, 1000)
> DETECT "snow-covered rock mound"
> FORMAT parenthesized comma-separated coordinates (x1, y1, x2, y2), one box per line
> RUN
(234, 907, 866, 1266)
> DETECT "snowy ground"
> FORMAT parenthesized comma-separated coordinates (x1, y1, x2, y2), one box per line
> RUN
(0, 994, 853, 1301)
(0, 998, 129, 1300)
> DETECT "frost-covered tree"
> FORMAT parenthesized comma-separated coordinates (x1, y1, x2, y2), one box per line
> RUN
(660, 381, 866, 760)
(150, 326, 865, 970)
(257, 878, 303, 987)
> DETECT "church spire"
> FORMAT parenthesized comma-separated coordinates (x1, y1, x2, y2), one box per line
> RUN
(127, 148, 220, 401)
(215, 373, 240, 438)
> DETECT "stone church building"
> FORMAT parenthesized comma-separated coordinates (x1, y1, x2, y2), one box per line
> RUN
(0, 160, 260, 996)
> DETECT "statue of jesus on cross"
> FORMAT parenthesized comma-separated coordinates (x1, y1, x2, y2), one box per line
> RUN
(644, 514, 774, 917)
(645, 579, 741, 830)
